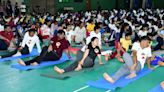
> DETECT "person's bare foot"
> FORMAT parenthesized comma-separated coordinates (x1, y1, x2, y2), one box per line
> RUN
(74, 65, 82, 71)
(126, 73, 137, 79)
(103, 73, 115, 84)
(31, 62, 39, 66)
(160, 82, 164, 90)
(18, 59, 26, 66)
(54, 66, 64, 74)
(105, 54, 109, 61)
(117, 57, 124, 62)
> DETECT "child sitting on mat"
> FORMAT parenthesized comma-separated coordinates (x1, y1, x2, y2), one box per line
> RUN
(54, 37, 103, 74)
(103, 36, 153, 83)
(18, 30, 70, 66)
(105, 32, 132, 62)
(0, 29, 41, 58)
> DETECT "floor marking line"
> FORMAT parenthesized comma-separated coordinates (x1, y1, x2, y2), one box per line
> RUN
(73, 85, 90, 92)
(106, 90, 111, 92)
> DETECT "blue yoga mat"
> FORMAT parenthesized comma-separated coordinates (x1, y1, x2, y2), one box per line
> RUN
(11, 53, 69, 71)
(87, 68, 152, 90)
(0, 49, 39, 62)
(149, 85, 163, 92)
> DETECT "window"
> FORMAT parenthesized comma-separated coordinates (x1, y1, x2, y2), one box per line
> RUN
(59, 0, 70, 3)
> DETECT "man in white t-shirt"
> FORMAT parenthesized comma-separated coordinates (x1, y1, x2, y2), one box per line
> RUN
(103, 36, 153, 83)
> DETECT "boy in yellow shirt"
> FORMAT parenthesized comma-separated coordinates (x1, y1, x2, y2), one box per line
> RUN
(86, 19, 95, 37)
(105, 33, 132, 62)
(120, 33, 132, 51)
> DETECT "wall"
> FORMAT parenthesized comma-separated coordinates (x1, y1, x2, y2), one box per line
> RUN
(90, 0, 116, 10)
(55, 0, 86, 12)
(153, 0, 164, 9)
(25, 0, 164, 13)
(55, 0, 116, 12)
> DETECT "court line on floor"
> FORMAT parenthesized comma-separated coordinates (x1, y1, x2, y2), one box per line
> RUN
(105, 90, 111, 92)
(73, 85, 90, 92)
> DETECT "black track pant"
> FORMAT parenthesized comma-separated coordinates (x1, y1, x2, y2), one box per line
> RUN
(64, 50, 94, 72)
(25, 46, 60, 65)
(1, 45, 29, 58)
(154, 36, 164, 51)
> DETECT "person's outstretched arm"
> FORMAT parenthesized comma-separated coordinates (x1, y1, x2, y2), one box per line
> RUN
(79, 49, 89, 65)
(97, 54, 103, 65)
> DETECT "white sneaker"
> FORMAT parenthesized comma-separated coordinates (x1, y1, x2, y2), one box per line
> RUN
(12, 52, 22, 57)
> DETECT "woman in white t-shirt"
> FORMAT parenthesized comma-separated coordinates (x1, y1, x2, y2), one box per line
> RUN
(103, 36, 153, 83)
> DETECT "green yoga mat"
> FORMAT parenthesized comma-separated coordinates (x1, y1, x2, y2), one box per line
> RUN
(40, 63, 108, 80)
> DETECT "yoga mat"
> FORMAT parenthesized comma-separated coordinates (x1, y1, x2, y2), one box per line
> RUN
(149, 85, 164, 92)
(11, 53, 69, 71)
(40, 64, 106, 80)
(0, 49, 39, 62)
(153, 50, 164, 56)
(87, 68, 152, 90)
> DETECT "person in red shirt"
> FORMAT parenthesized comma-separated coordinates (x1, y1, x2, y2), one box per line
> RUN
(0, 25, 14, 50)
(18, 30, 70, 66)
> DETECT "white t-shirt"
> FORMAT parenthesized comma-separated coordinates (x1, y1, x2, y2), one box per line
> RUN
(0, 24, 4, 31)
(64, 29, 74, 44)
(41, 24, 51, 36)
(74, 27, 86, 43)
(131, 42, 152, 69)
(138, 30, 148, 37)
(21, 32, 41, 53)
(20, 4, 26, 13)
(108, 23, 119, 33)
(87, 31, 102, 47)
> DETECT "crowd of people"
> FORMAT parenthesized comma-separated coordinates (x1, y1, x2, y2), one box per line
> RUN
(0, 7, 163, 89)
(0, 0, 26, 17)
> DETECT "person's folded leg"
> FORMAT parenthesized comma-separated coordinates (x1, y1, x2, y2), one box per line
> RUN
(123, 53, 134, 69)
(1, 50, 17, 58)
(24, 46, 49, 65)
(20, 45, 30, 55)
(40, 51, 60, 63)
(0, 39, 8, 50)
(64, 61, 79, 72)
(82, 57, 94, 68)
(112, 64, 130, 81)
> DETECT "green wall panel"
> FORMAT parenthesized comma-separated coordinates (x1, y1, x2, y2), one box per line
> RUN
(90, 0, 116, 10)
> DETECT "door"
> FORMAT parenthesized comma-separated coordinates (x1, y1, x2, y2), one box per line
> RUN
(86, 0, 91, 10)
